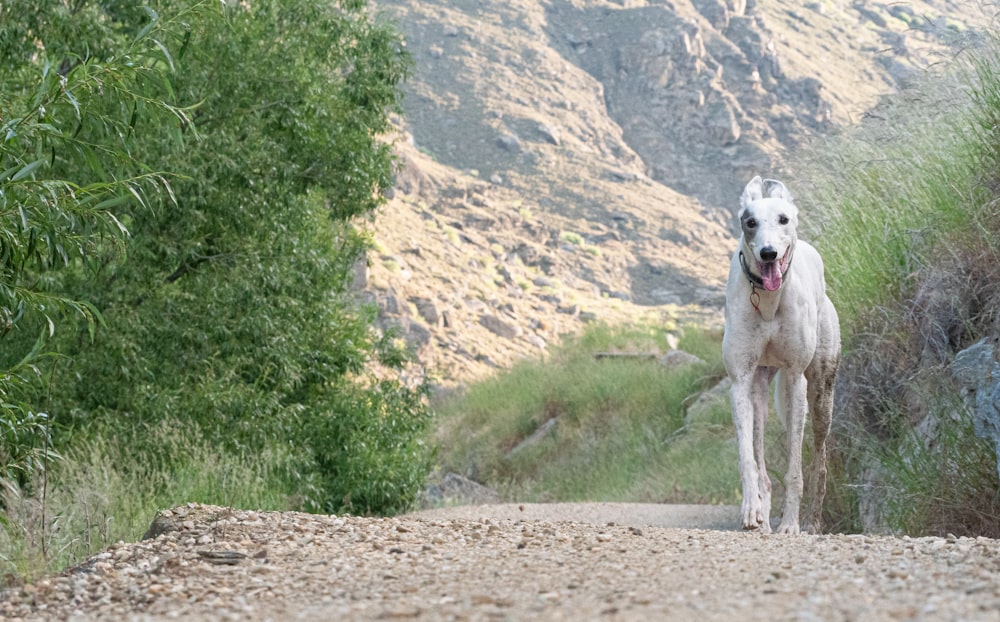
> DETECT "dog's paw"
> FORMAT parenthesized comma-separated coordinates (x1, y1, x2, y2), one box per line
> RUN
(776, 521, 801, 535)
(740, 503, 766, 532)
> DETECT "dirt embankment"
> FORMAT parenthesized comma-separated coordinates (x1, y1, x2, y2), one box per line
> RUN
(4, 503, 999, 621)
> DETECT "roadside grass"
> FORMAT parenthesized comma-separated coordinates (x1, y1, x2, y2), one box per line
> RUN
(789, 36, 1000, 535)
(434, 323, 750, 506)
(878, 408, 1000, 537)
(0, 420, 298, 579)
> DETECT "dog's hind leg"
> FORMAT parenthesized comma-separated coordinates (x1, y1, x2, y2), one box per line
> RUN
(803, 354, 838, 534)
(775, 368, 808, 534)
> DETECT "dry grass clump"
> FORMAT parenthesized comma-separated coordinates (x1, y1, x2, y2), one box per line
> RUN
(793, 38, 1000, 535)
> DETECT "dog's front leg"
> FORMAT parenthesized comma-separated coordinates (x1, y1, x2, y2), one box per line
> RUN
(731, 375, 766, 531)
(752, 367, 775, 533)
(776, 370, 808, 534)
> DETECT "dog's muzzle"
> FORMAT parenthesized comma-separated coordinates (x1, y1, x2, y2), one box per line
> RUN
(757, 246, 792, 292)
(740, 246, 793, 293)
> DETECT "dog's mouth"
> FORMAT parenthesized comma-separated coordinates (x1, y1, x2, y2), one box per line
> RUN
(757, 246, 792, 292)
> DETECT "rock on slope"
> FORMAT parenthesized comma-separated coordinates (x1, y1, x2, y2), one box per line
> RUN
(364, 0, 988, 385)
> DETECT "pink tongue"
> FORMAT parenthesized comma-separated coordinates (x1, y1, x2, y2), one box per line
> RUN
(760, 262, 782, 291)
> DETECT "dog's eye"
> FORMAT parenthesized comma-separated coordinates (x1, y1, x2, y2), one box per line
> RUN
(778, 215, 789, 225)
(745, 218, 757, 229)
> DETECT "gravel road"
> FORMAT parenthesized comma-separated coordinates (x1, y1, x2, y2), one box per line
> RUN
(3, 502, 999, 621)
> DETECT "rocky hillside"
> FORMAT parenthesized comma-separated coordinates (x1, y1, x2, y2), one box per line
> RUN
(361, 0, 990, 386)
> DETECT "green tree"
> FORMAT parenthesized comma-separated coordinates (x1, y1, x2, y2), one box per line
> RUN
(0, 0, 186, 479)
(3, 0, 432, 515)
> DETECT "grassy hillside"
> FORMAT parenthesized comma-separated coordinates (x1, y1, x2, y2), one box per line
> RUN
(433, 322, 741, 505)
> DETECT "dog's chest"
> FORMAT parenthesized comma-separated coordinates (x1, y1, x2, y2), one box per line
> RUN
(754, 312, 817, 369)
(759, 338, 796, 369)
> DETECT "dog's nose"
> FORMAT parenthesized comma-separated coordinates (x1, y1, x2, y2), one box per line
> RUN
(760, 246, 778, 261)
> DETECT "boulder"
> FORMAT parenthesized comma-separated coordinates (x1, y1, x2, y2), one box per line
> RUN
(497, 133, 522, 152)
(658, 349, 706, 368)
(538, 123, 561, 146)
(949, 337, 1000, 481)
(508, 417, 558, 457)
(480, 314, 523, 339)
(685, 377, 731, 426)
(411, 297, 442, 327)
(419, 472, 502, 508)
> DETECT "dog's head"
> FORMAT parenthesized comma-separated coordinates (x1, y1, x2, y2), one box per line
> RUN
(738, 176, 798, 292)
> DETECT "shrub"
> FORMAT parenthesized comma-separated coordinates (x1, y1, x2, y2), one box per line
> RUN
(0, 0, 185, 482)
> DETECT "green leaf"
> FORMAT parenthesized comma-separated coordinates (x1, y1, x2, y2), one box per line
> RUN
(77, 300, 106, 341)
(19, 326, 50, 366)
(11, 159, 45, 182)
(151, 38, 175, 72)
(65, 89, 81, 120)
(0, 164, 21, 181)
(178, 28, 192, 60)
(94, 195, 130, 211)
(134, 6, 160, 43)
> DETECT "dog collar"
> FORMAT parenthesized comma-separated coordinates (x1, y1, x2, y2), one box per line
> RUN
(740, 248, 794, 314)
(739, 251, 765, 288)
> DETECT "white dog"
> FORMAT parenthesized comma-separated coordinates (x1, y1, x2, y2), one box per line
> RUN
(722, 176, 840, 534)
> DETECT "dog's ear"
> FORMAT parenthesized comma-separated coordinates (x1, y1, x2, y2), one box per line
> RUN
(740, 176, 764, 213)
(763, 179, 794, 203)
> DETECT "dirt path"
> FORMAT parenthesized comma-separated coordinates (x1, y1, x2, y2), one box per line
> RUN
(407, 502, 739, 531)
(3, 502, 999, 621)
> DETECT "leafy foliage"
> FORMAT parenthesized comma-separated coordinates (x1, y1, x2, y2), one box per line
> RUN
(1, 0, 432, 529)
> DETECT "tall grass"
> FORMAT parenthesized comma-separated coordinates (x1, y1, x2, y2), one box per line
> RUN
(878, 407, 1000, 537)
(795, 68, 988, 326)
(434, 323, 746, 505)
(0, 420, 299, 579)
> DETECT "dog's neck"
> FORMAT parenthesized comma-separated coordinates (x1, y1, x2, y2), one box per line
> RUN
(738, 250, 766, 288)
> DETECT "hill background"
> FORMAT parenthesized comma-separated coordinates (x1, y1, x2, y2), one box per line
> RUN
(360, 0, 990, 386)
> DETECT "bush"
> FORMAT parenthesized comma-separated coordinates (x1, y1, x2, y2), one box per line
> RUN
(0, 0, 185, 481)
(49, 0, 429, 513)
